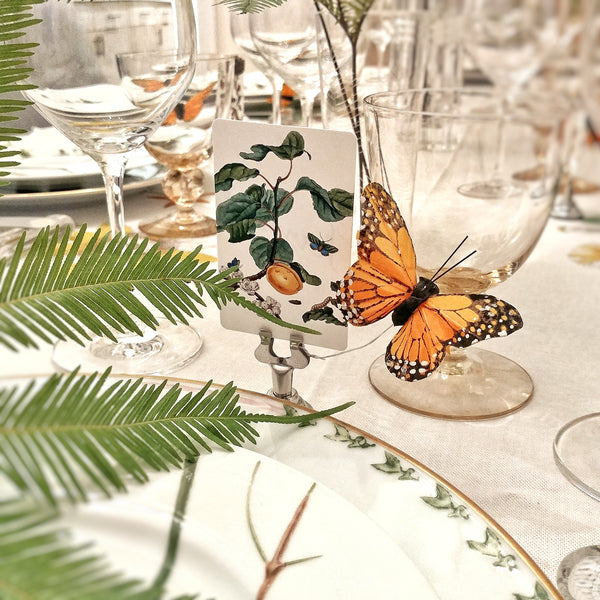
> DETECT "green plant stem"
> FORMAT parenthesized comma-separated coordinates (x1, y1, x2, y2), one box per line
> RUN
(314, 1, 370, 187)
(149, 457, 198, 595)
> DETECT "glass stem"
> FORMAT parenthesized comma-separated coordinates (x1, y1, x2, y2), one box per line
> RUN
(270, 75, 283, 125)
(299, 94, 315, 128)
(490, 95, 510, 183)
(98, 154, 128, 237)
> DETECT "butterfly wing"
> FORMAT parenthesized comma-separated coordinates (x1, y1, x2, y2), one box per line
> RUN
(386, 294, 523, 380)
(182, 81, 216, 122)
(337, 182, 418, 325)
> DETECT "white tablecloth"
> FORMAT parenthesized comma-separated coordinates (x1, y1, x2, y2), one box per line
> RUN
(1, 165, 599, 592)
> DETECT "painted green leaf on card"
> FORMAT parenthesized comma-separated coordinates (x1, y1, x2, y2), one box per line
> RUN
(302, 306, 346, 326)
(289, 262, 321, 286)
(240, 130, 307, 161)
(249, 236, 294, 270)
(295, 177, 353, 222)
(217, 185, 294, 243)
(214, 162, 260, 192)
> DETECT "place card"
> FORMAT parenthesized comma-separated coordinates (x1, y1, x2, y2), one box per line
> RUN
(213, 119, 357, 350)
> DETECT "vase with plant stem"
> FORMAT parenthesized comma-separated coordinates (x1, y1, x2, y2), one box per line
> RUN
(0, 2, 351, 597)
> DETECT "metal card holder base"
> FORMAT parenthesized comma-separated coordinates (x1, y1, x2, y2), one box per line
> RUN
(254, 329, 311, 408)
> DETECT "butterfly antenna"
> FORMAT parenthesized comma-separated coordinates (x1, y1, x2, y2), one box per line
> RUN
(430, 235, 469, 281)
(432, 249, 477, 283)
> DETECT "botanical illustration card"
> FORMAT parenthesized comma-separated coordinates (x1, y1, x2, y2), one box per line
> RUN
(213, 119, 357, 350)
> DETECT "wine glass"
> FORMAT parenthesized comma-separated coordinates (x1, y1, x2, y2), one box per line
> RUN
(459, 0, 564, 199)
(22, 0, 203, 375)
(249, 0, 320, 127)
(363, 7, 393, 80)
(363, 88, 563, 419)
(229, 13, 284, 125)
(138, 54, 236, 240)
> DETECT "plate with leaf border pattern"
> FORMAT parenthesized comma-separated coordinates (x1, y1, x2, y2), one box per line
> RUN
(0, 374, 562, 600)
(155, 377, 562, 600)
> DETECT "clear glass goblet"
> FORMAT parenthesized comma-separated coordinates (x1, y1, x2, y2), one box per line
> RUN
(139, 54, 235, 240)
(460, 0, 564, 199)
(249, 0, 320, 127)
(229, 13, 284, 125)
(363, 88, 563, 419)
(22, 0, 203, 375)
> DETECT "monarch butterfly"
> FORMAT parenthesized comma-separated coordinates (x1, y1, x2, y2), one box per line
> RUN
(336, 182, 523, 381)
(162, 81, 216, 126)
(308, 233, 338, 256)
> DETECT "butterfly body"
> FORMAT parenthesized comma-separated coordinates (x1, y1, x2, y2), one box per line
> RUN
(391, 277, 439, 327)
(336, 182, 523, 381)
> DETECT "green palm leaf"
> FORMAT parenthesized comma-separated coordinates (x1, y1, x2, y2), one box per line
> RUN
(0, 0, 43, 187)
(0, 225, 318, 351)
(0, 370, 352, 505)
(0, 500, 196, 599)
(217, 0, 287, 13)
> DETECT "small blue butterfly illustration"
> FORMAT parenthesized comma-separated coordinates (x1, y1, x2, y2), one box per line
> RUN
(308, 233, 338, 256)
(227, 257, 240, 268)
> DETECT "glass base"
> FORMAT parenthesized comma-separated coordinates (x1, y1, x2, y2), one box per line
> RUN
(52, 320, 203, 376)
(557, 545, 600, 600)
(457, 179, 525, 200)
(554, 413, 600, 501)
(368, 347, 533, 420)
(139, 213, 216, 240)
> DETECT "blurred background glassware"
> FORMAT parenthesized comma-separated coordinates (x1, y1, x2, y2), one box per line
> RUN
(22, 0, 203, 375)
(230, 12, 284, 124)
(459, 0, 565, 199)
(363, 88, 563, 419)
(553, 0, 600, 513)
(139, 54, 235, 240)
(526, 2, 600, 221)
(249, 0, 320, 127)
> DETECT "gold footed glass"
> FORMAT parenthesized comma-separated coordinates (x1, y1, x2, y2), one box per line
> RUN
(363, 88, 564, 420)
(139, 54, 236, 241)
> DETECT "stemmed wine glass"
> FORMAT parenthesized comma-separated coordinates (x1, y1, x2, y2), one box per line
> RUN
(139, 54, 236, 240)
(229, 13, 284, 125)
(364, 88, 563, 420)
(554, 2, 600, 597)
(249, 0, 321, 127)
(22, 0, 202, 375)
(459, 0, 564, 199)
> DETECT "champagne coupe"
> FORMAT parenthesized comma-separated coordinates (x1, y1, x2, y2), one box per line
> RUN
(139, 54, 235, 240)
(249, 0, 320, 127)
(22, 0, 203, 375)
(364, 88, 563, 419)
(230, 13, 284, 125)
(554, 3, 600, 596)
(459, 0, 564, 199)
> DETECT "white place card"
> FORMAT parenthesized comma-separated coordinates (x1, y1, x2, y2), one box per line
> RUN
(213, 119, 357, 350)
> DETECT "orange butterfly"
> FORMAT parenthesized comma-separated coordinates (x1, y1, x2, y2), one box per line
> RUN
(162, 81, 216, 126)
(336, 182, 523, 381)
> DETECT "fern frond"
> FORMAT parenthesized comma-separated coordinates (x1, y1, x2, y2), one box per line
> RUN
(217, 0, 287, 13)
(0, 1, 43, 185)
(0, 370, 352, 506)
(0, 226, 318, 351)
(0, 501, 166, 600)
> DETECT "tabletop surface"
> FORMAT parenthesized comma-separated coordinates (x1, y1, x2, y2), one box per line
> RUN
(0, 145, 599, 595)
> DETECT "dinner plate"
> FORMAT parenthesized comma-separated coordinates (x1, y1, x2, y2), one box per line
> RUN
(2, 375, 561, 599)
(1, 127, 164, 208)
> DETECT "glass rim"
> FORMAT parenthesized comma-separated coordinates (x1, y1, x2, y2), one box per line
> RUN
(363, 87, 568, 123)
(116, 51, 238, 62)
